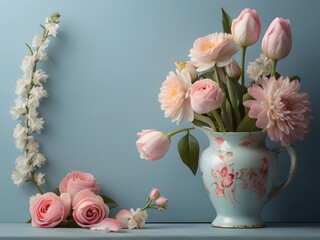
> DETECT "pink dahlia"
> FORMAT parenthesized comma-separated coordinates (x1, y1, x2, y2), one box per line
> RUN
(244, 76, 312, 145)
(158, 69, 194, 125)
(189, 33, 240, 72)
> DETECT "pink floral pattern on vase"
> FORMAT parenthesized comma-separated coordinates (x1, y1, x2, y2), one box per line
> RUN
(210, 137, 270, 206)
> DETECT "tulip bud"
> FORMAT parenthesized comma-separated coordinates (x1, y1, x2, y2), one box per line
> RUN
(262, 17, 292, 60)
(226, 59, 241, 79)
(115, 209, 132, 228)
(149, 187, 160, 200)
(136, 130, 170, 161)
(175, 61, 197, 81)
(232, 8, 261, 47)
(156, 197, 168, 206)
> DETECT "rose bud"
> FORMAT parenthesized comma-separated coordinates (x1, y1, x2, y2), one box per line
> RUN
(175, 61, 197, 81)
(226, 59, 241, 79)
(59, 171, 100, 198)
(156, 197, 168, 206)
(262, 17, 292, 60)
(190, 79, 223, 114)
(115, 209, 132, 228)
(136, 130, 170, 161)
(149, 187, 160, 200)
(232, 8, 261, 47)
(30, 192, 71, 228)
(72, 189, 109, 228)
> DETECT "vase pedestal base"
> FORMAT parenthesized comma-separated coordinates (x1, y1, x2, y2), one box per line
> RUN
(211, 215, 265, 228)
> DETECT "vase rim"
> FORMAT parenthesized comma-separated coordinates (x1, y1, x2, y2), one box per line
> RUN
(194, 126, 266, 135)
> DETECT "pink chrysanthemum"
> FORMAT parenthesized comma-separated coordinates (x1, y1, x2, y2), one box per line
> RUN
(244, 76, 312, 145)
(158, 69, 194, 125)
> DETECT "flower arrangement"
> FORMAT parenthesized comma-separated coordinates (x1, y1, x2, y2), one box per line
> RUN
(10, 14, 167, 232)
(136, 8, 312, 175)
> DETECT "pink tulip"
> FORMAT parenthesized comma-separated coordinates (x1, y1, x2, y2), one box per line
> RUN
(149, 187, 160, 200)
(156, 197, 168, 206)
(232, 8, 261, 47)
(136, 130, 170, 161)
(72, 189, 109, 228)
(262, 17, 292, 60)
(115, 209, 132, 228)
(190, 79, 223, 114)
(30, 192, 71, 228)
(59, 171, 100, 198)
(226, 59, 241, 79)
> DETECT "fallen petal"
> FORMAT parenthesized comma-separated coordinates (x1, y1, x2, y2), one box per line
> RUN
(90, 218, 122, 232)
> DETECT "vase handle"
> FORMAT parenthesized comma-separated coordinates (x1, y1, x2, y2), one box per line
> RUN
(269, 145, 298, 199)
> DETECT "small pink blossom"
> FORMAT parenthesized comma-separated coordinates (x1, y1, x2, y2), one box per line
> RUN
(189, 32, 239, 72)
(136, 130, 170, 161)
(156, 197, 168, 206)
(190, 79, 223, 114)
(59, 171, 100, 198)
(149, 187, 160, 200)
(244, 76, 312, 145)
(158, 70, 194, 125)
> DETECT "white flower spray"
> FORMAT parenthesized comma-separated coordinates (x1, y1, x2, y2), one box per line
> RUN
(10, 13, 61, 194)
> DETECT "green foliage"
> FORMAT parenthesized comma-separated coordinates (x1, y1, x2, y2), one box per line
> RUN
(221, 8, 232, 34)
(178, 133, 200, 175)
(199, 71, 215, 81)
(53, 187, 61, 196)
(237, 93, 261, 132)
(290, 75, 301, 82)
(100, 195, 119, 209)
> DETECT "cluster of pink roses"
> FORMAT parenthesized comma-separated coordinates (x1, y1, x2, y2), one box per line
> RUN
(136, 8, 312, 170)
(29, 171, 168, 231)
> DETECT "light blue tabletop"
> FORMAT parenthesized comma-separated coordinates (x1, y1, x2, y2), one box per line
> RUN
(0, 223, 319, 240)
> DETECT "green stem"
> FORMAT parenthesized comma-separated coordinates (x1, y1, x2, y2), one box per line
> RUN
(271, 60, 278, 77)
(212, 110, 226, 132)
(30, 172, 43, 194)
(140, 199, 153, 211)
(240, 47, 247, 94)
(167, 127, 194, 138)
(214, 65, 226, 94)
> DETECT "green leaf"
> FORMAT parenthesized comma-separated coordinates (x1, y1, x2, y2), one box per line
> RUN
(242, 92, 254, 114)
(236, 114, 261, 132)
(57, 219, 81, 228)
(221, 8, 232, 34)
(290, 75, 301, 82)
(27, 218, 31, 223)
(275, 72, 281, 79)
(53, 187, 61, 196)
(177, 133, 200, 175)
(100, 195, 119, 209)
(199, 71, 215, 81)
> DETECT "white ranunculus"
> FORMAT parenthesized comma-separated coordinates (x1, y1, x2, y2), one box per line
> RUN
(247, 54, 272, 85)
(29, 117, 44, 134)
(10, 98, 26, 120)
(34, 172, 45, 185)
(127, 208, 148, 229)
(11, 171, 25, 186)
(45, 18, 59, 38)
(30, 86, 48, 100)
(32, 153, 46, 168)
(33, 70, 48, 85)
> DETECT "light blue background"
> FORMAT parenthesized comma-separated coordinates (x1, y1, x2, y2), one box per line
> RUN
(0, 0, 319, 223)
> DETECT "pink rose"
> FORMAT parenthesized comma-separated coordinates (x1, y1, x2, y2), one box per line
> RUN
(115, 209, 132, 228)
(59, 171, 100, 198)
(262, 17, 292, 60)
(30, 192, 71, 228)
(232, 8, 261, 47)
(149, 187, 160, 200)
(189, 33, 240, 72)
(190, 79, 223, 114)
(136, 130, 170, 161)
(156, 197, 168, 206)
(72, 189, 109, 228)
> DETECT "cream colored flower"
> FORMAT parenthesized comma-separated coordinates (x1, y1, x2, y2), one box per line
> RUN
(127, 208, 148, 229)
(247, 54, 272, 84)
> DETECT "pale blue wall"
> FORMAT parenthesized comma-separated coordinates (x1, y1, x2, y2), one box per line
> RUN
(0, 0, 319, 222)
